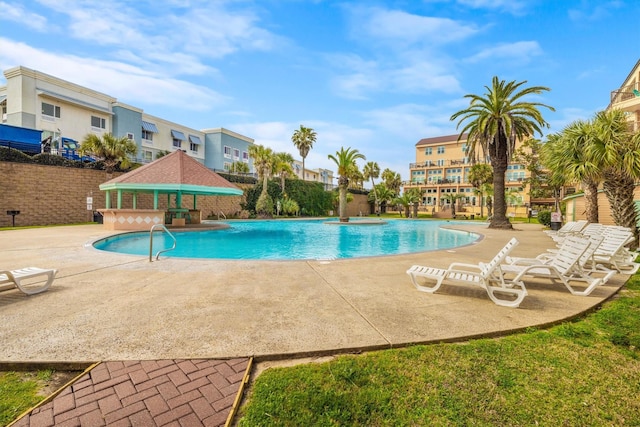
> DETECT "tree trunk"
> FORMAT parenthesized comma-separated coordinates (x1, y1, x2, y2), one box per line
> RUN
(371, 178, 379, 214)
(583, 179, 599, 224)
(339, 186, 349, 222)
(602, 172, 638, 249)
(488, 134, 512, 229)
(489, 163, 511, 229)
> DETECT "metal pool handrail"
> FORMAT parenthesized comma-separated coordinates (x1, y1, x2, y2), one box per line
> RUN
(149, 224, 176, 261)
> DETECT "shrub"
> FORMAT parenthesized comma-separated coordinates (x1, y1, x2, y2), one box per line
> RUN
(0, 147, 34, 163)
(256, 192, 274, 217)
(537, 210, 551, 226)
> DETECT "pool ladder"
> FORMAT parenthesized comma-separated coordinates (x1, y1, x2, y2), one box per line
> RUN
(149, 224, 176, 261)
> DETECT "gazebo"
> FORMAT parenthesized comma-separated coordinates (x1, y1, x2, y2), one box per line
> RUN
(98, 150, 243, 230)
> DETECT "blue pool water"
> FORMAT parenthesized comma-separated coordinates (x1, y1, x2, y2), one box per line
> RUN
(92, 219, 480, 260)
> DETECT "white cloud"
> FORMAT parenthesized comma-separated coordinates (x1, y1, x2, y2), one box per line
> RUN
(457, 0, 530, 14)
(27, 0, 283, 75)
(465, 41, 543, 65)
(568, 1, 623, 22)
(348, 6, 479, 47)
(0, 38, 228, 111)
(0, 1, 48, 31)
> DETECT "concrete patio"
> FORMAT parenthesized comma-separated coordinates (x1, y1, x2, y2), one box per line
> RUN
(0, 222, 626, 363)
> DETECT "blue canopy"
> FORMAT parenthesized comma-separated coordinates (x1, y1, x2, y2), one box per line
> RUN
(0, 124, 42, 154)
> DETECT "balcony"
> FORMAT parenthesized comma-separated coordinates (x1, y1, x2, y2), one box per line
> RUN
(610, 84, 640, 112)
(410, 159, 467, 169)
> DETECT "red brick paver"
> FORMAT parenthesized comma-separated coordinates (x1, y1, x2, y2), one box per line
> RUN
(13, 359, 250, 427)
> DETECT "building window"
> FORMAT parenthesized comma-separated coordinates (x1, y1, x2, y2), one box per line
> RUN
(143, 150, 152, 162)
(190, 143, 198, 153)
(173, 138, 182, 148)
(437, 146, 445, 154)
(126, 132, 134, 140)
(224, 146, 232, 158)
(424, 147, 432, 155)
(91, 116, 106, 129)
(142, 130, 153, 141)
(233, 149, 240, 160)
(437, 159, 445, 166)
(42, 102, 60, 118)
(242, 151, 249, 162)
(224, 161, 231, 171)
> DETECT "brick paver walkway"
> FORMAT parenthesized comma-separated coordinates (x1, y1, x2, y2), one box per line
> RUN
(12, 358, 251, 427)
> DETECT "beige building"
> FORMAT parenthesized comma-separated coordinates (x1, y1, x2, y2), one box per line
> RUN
(404, 133, 530, 218)
(292, 159, 335, 190)
(608, 58, 640, 130)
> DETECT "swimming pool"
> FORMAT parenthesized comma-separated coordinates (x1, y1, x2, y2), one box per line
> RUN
(92, 219, 480, 260)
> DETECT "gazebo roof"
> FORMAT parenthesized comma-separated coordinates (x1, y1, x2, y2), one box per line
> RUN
(99, 150, 243, 196)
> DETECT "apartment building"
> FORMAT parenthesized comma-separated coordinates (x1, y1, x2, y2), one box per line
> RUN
(292, 159, 335, 190)
(404, 133, 529, 217)
(0, 65, 253, 171)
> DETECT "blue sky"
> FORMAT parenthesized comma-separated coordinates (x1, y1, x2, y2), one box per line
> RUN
(1, 0, 638, 179)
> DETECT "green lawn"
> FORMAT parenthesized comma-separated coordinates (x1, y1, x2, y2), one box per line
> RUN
(0, 370, 53, 426)
(238, 276, 640, 426)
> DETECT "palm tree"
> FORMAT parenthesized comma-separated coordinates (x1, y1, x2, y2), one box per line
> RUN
(381, 168, 402, 196)
(395, 191, 420, 218)
(451, 76, 554, 229)
(291, 125, 316, 181)
(249, 144, 275, 216)
(78, 133, 137, 173)
(467, 163, 493, 218)
(229, 161, 250, 175)
(328, 147, 366, 222)
(363, 161, 381, 214)
(590, 109, 640, 243)
(542, 121, 601, 223)
(349, 168, 364, 189)
(372, 183, 394, 214)
(272, 152, 294, 193)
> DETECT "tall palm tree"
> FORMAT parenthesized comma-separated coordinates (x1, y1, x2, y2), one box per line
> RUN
(328, 147, 366, 222)
(272, 152, 295, 193)
(291, 125, 316, 181)
(249, 144, 275, 217)
(590, 109, 640, 242)
(467, 163, 492, 217)
(78, 133, 138, 173)
(363, 161, 381, 214)
(542, 121, 601, 223)
(451, 76, 554, 229)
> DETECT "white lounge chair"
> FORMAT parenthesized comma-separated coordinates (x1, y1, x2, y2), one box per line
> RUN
(590, 228, 640, 274)
(506, 233, 617, 285)
(500, 235, 604, 296)
(406, 237, 527, 308)
(0, 267, 57, 295)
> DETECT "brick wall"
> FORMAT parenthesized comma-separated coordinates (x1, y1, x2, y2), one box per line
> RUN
(0, 161, 373, 227)
(0, 162, 247, 227)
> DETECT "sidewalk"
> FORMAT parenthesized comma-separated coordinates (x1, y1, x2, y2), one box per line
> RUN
(0, 223, 627, 425)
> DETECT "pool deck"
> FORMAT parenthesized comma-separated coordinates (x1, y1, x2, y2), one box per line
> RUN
(0, 222, 630, 426)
